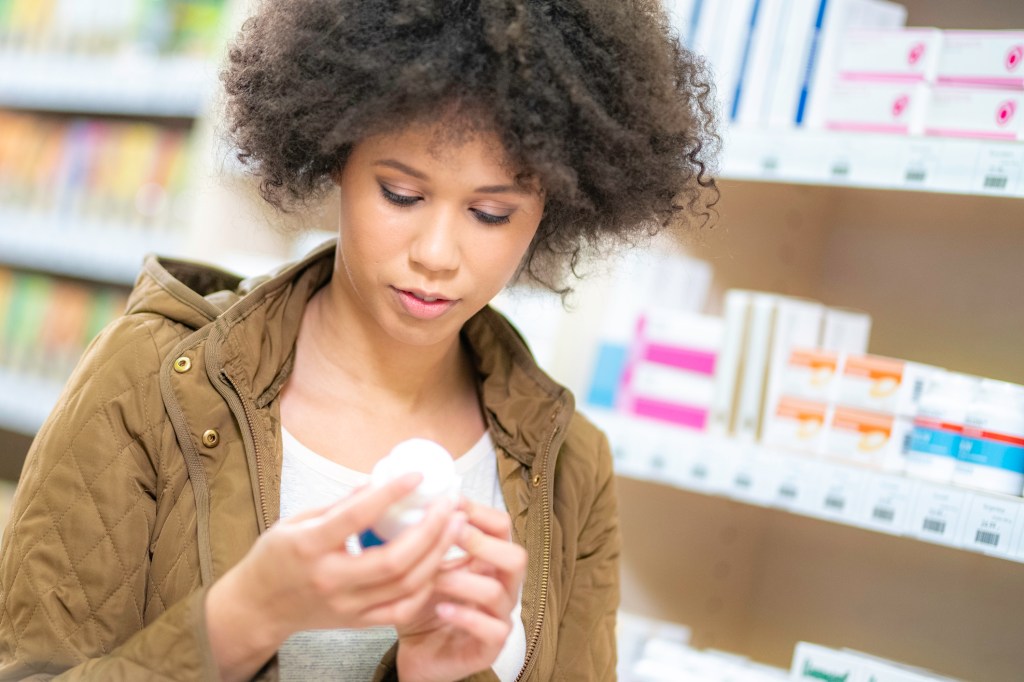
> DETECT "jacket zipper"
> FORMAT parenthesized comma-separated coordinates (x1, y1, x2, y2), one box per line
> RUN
(221, 370, 272, 532)
(515, 419, 559, 682)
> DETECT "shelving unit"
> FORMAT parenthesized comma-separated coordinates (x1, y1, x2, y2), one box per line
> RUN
(0, 5, 231, 444)
(721, 128, 1024, 198)
(590, 410, 1024, 564)
(0, 53, 214, 118)
(596, 181, 1024, 680)
(594, 2, 1024, 678)
(0, 210, 183, 286)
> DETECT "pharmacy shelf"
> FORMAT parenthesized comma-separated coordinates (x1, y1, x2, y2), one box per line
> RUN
(0, 369, 63, 437)
(0, 211, 183, 286)
(0, 53, 214, 118)
(588, 409, 1024, 565)
(720, 127, 1024, 198)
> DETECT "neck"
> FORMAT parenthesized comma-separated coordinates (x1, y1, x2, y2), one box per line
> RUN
(294, 279, 472, 412)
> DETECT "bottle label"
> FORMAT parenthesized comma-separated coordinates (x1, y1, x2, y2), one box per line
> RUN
(909, 421, 962, 459)
(958, 431, 1024, 474)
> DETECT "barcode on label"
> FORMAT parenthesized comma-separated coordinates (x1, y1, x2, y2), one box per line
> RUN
(975, 530, 1000, 546)
(825, 496, 845, 511)
(779, 485, 797, 499)
(905, 168, 927, 182)
(872, 507, 895, 522)
(922, 518, 946, 534)
(734, 474, 752, 489)
(984, 175, 1008, 189)
(831, 163, 850, 177)
(691, 465, 708, 480)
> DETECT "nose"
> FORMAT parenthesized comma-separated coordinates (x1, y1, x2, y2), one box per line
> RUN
(408, 208, 461, 274)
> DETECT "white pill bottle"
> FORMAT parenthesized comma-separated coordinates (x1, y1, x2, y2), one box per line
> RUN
(358, 438, 461, 548)
(952, 380, 1024, 496)
(905, 372, 976, 483)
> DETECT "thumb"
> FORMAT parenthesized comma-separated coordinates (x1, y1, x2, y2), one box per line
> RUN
(300, 473, 422, 552)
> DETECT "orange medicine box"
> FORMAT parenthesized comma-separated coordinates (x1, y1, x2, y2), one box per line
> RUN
(762, 396, 829, 456)
(781, 348, 842, 404)
(837, 354, 936, 416)
(824, 406, 911, 472)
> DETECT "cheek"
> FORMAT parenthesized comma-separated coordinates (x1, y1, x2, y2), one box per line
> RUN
(472, 225, 540, 286)
(339, 195, 403, 266)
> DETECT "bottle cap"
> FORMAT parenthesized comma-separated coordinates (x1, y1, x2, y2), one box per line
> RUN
(368, 438, 460, 542)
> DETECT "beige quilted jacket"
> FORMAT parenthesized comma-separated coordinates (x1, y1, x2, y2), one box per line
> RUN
(0, 242, 620, 681)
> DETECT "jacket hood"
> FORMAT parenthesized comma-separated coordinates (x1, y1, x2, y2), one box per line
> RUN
(126, 247, 329, 328)
(126, 240, 573, 467)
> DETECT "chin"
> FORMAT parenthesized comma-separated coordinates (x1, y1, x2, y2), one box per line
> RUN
(381, 313, 466, 348)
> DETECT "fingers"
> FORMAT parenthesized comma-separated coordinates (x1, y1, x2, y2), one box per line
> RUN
(458, 497, 514, 540)
(456, 523, 527, 595)
(353, 512, 466, 625)
(432, 569, 514, 620)
(300, 473, 423, 553)
(357, 507, 466, 593)
(435, 601, 511, 646)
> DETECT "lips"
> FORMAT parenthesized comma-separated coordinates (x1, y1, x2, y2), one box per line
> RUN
(404, 288, 450, 303)
(392, 287, 459, 320)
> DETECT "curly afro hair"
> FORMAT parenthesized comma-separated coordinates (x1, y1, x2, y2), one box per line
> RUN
(222, 0, 718, 292)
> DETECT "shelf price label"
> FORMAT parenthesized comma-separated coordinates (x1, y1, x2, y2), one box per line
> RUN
(959, 494, 1022, 557)
(619, 421, 677, 483)
(603, 413, 649, 480)
(766, 454, 823, 514)
(728, 449, 783, 505)
(973, 144, 1023, 195)
(729, 458, 756, 497)
(652, 427, 709, 489)
(703, 438, 741, 494)
(908, 484, 969, 547)
(856, 474, 918, 535)
(901, 142, 940, 189)
(829, 158, 852, 181)
(811, 465, 868, 521)
(761, 155, 780, 174)
(728, 448, 782, 505)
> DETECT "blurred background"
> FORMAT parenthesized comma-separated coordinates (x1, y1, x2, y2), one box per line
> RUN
(0, 1, 1022, 680)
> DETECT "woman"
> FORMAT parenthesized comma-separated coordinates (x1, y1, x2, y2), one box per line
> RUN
(0, 0, 715, 679)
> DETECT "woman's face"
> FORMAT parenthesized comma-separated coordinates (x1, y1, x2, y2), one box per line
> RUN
(333, 121, 545, 348)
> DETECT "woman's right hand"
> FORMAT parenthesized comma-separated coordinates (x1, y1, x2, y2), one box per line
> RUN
(205, 473, 464, 682)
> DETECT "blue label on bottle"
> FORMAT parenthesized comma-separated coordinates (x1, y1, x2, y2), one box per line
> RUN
(909, 426, 960, 459)
(358, 529, 386, 548)
(958, 438, 1024, 474)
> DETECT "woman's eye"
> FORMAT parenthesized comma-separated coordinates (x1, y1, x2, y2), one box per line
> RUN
(380, 185, 420, 207)
(472, 209, 512, 225)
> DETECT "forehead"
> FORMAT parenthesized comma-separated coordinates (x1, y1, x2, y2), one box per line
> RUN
(356, 114, 524, 182)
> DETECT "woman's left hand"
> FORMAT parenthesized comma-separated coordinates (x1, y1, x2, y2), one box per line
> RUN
(396, 499, 527, 682)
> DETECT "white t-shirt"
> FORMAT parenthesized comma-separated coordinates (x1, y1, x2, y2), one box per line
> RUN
(278, 427, 527, 681)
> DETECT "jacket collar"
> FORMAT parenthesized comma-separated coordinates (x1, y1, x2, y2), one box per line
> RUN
(135, 241, 573, 467)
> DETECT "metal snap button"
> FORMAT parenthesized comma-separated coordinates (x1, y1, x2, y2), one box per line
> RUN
(532, 474, 541, 487)
(202, 429, 220, 448)
(173, 356, 192, 373)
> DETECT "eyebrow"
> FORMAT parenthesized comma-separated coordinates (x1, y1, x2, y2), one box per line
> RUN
(373, 159, 531, 196)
